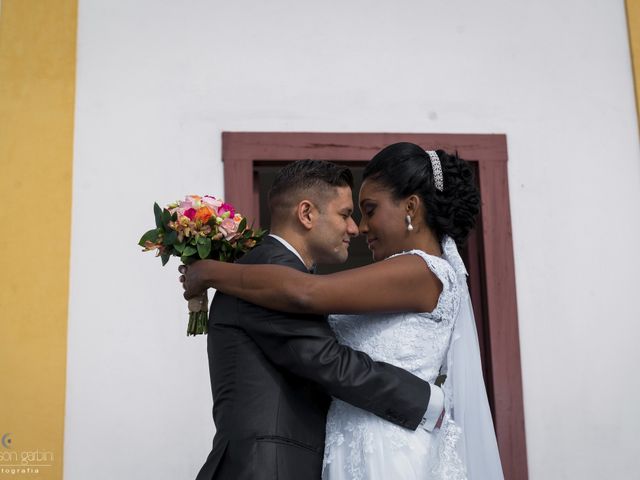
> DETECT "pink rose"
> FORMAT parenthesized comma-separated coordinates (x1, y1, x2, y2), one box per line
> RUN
(183, 208, 197, 220)
(202, 195, 223, 212)
(179, 199, 194, 211)
(218, 218, 239, 240)
(218, 203, 235, 217)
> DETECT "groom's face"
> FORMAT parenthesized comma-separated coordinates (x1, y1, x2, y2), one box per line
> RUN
(308, 186, 359, 264)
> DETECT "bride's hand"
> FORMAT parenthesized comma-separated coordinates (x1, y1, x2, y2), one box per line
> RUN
(179, 261, 215, 300)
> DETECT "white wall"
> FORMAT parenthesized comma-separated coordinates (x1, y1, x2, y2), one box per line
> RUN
(65, 1, 640, 478)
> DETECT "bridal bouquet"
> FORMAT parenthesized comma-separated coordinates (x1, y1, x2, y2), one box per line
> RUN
(138, 195, 266, 336)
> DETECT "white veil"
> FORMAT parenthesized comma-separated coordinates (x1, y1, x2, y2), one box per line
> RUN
(437, 238, 504, 480)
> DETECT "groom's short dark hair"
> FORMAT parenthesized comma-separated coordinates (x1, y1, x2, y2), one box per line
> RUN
(268, 160, 353, 217)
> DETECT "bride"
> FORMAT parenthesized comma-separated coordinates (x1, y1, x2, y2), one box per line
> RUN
(183, 142, 503, 479)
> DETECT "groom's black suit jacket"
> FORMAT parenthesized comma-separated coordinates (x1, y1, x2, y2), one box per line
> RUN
(196, 236, 432, 480)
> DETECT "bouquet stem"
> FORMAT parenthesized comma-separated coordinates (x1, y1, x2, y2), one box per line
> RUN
(187, 291, 209, 336)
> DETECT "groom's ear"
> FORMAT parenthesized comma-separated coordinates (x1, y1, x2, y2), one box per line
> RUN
(297, 199, 316, 230)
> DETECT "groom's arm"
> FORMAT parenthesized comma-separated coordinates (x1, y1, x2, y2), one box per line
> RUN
(238, 300, 443, 431)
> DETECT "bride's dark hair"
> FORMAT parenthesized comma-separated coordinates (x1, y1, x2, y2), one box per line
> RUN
(363, 142, 480, 247)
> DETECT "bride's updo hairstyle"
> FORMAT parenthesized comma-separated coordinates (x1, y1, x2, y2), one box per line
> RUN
(363, 142, 480, 247)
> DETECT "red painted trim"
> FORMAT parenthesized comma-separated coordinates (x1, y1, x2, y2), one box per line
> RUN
(222, 132, 528, 479)
(478, 158, 528, 478)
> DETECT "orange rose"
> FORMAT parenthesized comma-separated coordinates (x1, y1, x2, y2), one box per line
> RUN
(194, 206, 214, 223)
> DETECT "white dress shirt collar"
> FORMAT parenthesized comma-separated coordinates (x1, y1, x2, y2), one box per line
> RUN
(268, 234, 310, 269)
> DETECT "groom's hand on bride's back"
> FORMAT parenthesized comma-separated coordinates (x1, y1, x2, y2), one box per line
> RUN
(178, 261, 214, 299)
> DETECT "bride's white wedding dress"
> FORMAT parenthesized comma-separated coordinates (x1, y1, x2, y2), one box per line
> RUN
(322, 236, 504, 480)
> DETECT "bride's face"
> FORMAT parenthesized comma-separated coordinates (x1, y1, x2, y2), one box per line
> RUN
(358, 179, 407, 262)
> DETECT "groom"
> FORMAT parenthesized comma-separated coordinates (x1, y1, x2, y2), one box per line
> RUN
(181, 160, 444, 480)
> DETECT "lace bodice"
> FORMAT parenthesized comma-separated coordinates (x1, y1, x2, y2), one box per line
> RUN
(323, 236, 468, 480)
(328, 247, 460, 381)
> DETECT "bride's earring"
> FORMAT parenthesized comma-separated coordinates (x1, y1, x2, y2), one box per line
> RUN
(406, 215, 414, 232)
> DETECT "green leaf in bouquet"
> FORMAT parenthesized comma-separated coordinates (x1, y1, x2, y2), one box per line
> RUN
(171, 211, 178, 221)
(197, 237, 212, 259)
(181, 255, 197, 265)
(183, 245, 197, 257)
(164, 229, 178, 246)
(238, 217, 247, 233)
(161, 208, 172, 227)
(174, 241, 186, 254)
(196, 235, 207, 245)
(154, 203, 163, 228)
(138, 228, 161, 246)
(160, 252, 171, 266)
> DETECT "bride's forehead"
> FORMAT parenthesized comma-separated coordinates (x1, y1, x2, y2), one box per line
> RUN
(359, 180, 393, 201)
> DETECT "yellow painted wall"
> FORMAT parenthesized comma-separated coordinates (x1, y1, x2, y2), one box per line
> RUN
(627, 0, 640, 124)
(0, 0, 77, 478)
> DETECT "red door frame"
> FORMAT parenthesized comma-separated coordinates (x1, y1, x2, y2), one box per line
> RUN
(222, 132, 528, 479)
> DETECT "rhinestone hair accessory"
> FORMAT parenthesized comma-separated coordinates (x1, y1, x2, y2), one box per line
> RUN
(426, 150, 444, 192)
